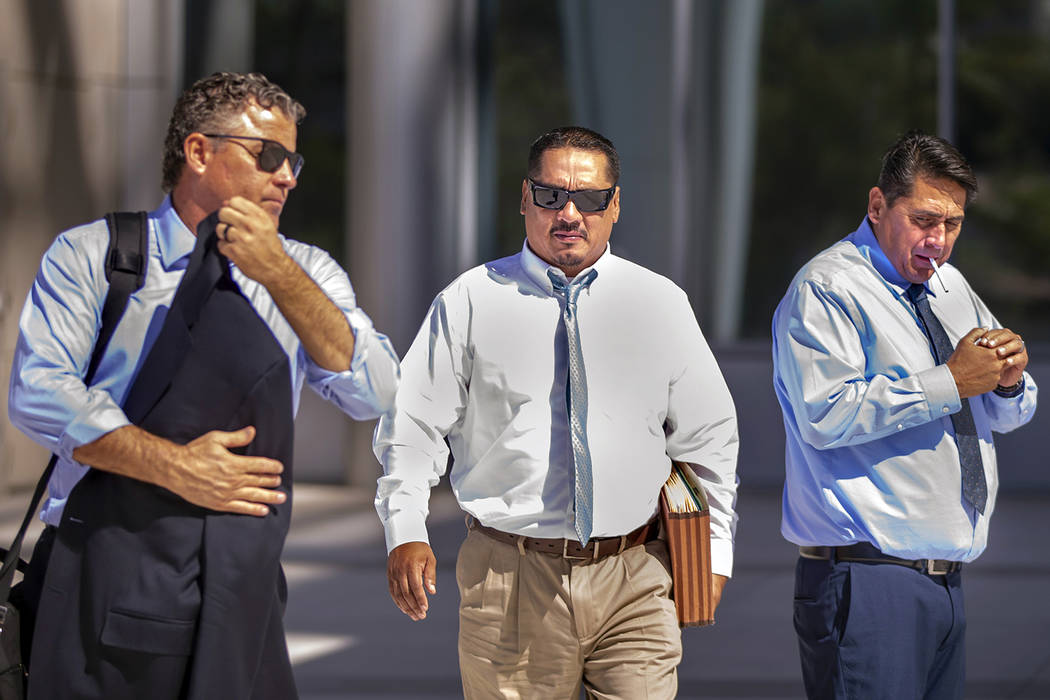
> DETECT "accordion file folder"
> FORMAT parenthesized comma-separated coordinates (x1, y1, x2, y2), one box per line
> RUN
(659, 460, 714, 627)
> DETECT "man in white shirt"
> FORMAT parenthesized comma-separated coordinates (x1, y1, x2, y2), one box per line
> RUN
(374, 126, 739, 699)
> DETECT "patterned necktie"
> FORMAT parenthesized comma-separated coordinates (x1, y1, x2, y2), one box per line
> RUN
(907, 283, 987, 513)
(548, 268, 598, 545)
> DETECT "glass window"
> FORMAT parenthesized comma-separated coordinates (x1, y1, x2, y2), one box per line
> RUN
(953, 0, 1050, 340)
(747, 0, 1050, 341)
(489, 0, 573, 258)
(255, 0, 346, 256)
(746, 0, 937, 339)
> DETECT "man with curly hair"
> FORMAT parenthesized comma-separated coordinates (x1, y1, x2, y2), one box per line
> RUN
(9, 72, 399, 698)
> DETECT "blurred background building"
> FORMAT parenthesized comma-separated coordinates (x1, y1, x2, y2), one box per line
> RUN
(1, 0, 1047, 495)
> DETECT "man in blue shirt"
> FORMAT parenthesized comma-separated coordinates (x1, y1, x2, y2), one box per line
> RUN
(8, 72, 399, 696)
(772, 131, 1037, 699)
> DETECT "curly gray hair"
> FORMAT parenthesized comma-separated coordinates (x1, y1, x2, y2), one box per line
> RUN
(161, 72, 306, 192)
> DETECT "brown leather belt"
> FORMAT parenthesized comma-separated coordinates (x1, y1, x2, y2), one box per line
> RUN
(799, 542, 962, 576)
(469, 518, 659, 562)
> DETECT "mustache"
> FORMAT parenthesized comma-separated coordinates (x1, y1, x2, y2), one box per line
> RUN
(550, 222, 586, 236)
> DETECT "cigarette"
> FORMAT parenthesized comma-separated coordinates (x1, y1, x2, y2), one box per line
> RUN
(930, 258, 948, 293)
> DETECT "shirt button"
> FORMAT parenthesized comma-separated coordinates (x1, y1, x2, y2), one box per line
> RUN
(942, 406, 950, 414)
(897, 424, 904, 431)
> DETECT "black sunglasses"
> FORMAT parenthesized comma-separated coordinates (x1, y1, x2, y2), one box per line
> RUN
(528, 179, 616, 212)
(203, 134, 304, 177)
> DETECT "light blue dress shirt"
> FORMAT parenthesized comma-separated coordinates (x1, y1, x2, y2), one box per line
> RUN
(773, 218, 1037, 562)
(9, 197, 400, 526)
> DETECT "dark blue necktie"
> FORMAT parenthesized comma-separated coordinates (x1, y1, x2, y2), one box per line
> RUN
(907, 283, 987, 513)
(549, 268, 597, 545)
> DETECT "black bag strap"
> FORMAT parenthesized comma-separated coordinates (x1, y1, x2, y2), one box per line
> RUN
(0, 211, 149, 602)
(87, 212, 148, 380)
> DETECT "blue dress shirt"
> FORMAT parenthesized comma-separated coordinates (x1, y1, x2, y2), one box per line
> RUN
(772, 218, 1037, 562)
(9, 197, 400, 526)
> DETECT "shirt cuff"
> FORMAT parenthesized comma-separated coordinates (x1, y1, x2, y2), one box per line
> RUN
(383, 511, 432, 554)
(915, 364, 961, 419)
(345, 307, 375, 370)
(57, 402, 131, 461)
(710, 537, 734, 578)
(310, 309, 399, 419)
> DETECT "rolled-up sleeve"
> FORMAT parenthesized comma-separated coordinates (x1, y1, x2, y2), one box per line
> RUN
(294, 246, 400, 419)
(8, 227, 130, 459)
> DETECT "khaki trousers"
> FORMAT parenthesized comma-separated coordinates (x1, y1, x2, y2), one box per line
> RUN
(456, 526, 681, 700)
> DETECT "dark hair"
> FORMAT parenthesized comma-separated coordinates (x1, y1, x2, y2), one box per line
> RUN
(877, 130, 978, 207)
(161, 72, 306, 192)
(527, 126, 621, 185)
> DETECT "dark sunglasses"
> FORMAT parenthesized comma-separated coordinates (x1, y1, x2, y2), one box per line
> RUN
(528, 179, 616, 212)
(203, 134, 304, 177)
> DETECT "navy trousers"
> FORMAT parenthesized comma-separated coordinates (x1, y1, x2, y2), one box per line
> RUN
(793, 555, 966, 700)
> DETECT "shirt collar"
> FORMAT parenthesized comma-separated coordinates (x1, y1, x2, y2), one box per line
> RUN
(151, 195, 197, 270)
(848, 216, 934, 298)
(520, 240, 611, 294)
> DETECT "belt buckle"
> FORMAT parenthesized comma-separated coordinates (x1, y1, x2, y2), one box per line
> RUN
(925, 559, 950, 576)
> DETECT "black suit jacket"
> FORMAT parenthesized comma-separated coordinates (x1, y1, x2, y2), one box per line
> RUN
(30, 214, 298, 699)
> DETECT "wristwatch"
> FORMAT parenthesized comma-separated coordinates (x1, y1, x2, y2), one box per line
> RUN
(993, 377, 1025, 398)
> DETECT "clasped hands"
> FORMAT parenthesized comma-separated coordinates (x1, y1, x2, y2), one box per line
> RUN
(947, 327, 1028, 399)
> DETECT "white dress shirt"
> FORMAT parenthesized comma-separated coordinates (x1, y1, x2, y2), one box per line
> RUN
(773, 219, 1037, 562)
(9, 197, 401, 526)
(374, 242, 739, 575)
